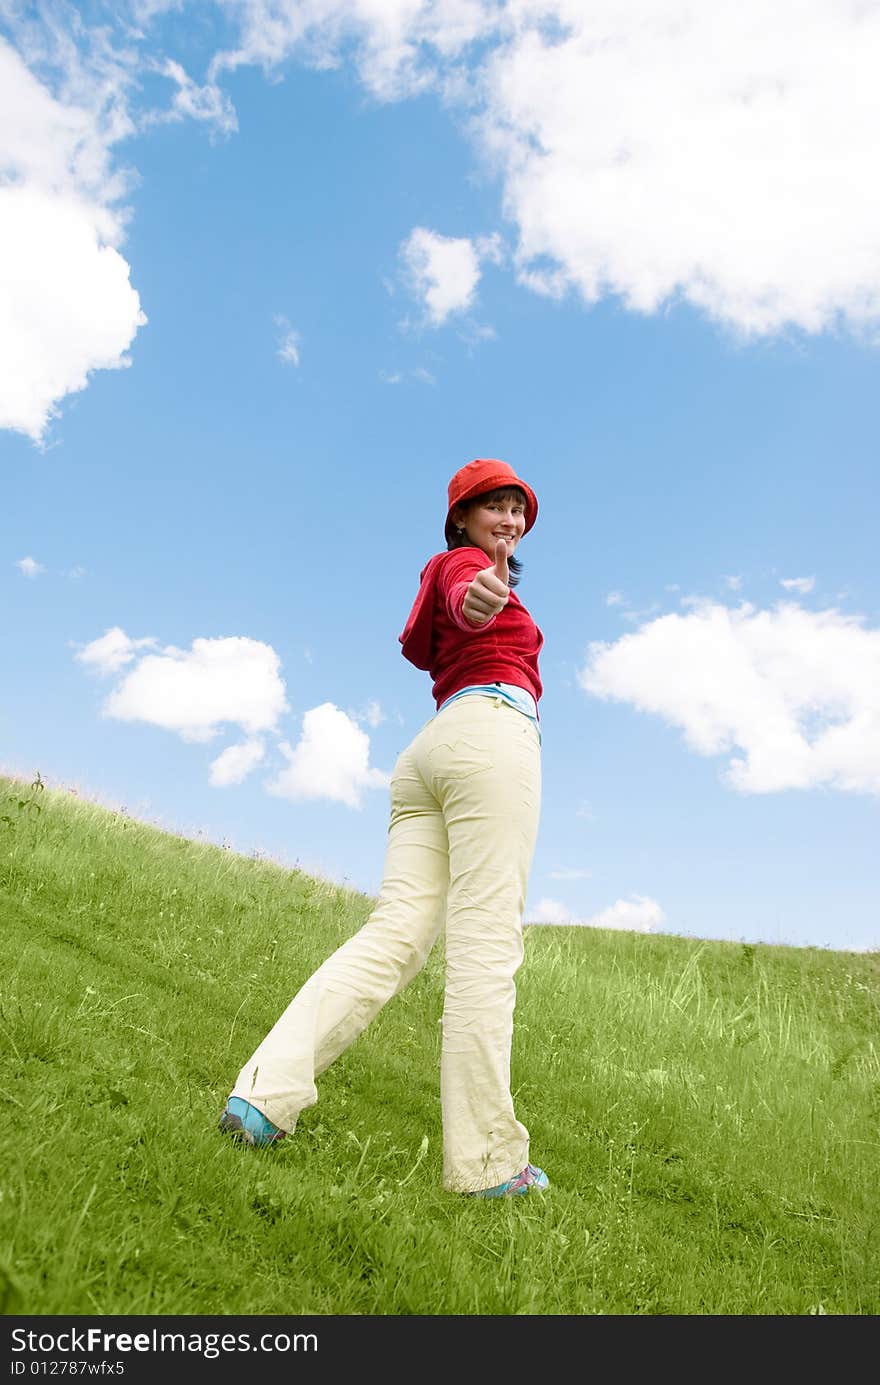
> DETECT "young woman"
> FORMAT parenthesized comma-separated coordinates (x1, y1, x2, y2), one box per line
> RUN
(220, 458, 547, 1197)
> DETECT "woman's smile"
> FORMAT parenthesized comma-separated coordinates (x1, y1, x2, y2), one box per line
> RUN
(464, 499, 526, 560)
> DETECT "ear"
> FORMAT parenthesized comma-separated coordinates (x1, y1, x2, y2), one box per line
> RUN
(449, 504, 468, 531)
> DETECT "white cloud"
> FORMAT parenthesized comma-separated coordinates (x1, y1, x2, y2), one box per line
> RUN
(548, 867, 591, 881)
(74, 627, 392, 802)
(622, 603, 661, 624)
(530, 897, 574, 924)
(380, 366, 437, 384)
(75, 626, 158, 674)
(16, 556, 45, 578)
(278, 335, 300, 366)
(0, 39, 146, 443)
(210, 0, 497, 100)
(212, 1, 880, 338)
(780, 576, 816, 595)
(475, 231, 504, 266)
(606, 591, 624, 607)
(267, 702, 390, 808)
(400, 226, 483, 326)
(93, 634, 288, 741)
(580, 600, 880, 795)
(146, 58, 238, 135)
(274, 314, 301, 365)
(586, 894, 665, 934)
(479, 2, 880, 336)
(724, 575, 743, 592)
(458, 322, 496, 349)
(529, 892, 664, 932)
(357, 699, 384, 728)
(8, 0, 880, 416)
(209, 738, 266, 786)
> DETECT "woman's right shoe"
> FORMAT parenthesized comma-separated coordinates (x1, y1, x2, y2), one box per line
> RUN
(219, 1096, 286, 1146)
(468, 1164, 549, 1197)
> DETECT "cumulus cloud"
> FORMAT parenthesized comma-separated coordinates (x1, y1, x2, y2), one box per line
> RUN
(211, 1, 880, 339)
(11, 0, 880, 394)
(0, 39, 146, 443)
(400, 226, 483, 326)
(479, 2, 880, 336)
(268, 702, 390, 808)
(16, 556, 45, 578)
(91, 634, 288, 741)
(209, 738, 266, 786)
(586, 894, 665, 934)
(580, 600, 880, 795)
(530, 893, 664, 932)
(530, 897, 575, 924)
(780, 576, 816, 595)
(74, 628, 389, 805)
(75, 626, 158, 674)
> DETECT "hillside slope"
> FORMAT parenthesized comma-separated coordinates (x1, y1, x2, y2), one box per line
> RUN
(1, 774, 877, 1314)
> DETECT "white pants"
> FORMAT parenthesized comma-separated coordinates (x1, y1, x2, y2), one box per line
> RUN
(232, 694, 542, 1192)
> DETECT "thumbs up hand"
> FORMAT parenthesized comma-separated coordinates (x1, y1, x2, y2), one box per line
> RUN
(462, 539, 511, 627)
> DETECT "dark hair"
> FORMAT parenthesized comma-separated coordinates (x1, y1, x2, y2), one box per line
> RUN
(446, 486, 525, 587)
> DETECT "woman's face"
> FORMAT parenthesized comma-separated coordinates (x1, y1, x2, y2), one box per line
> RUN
(455, 490, 527, 562)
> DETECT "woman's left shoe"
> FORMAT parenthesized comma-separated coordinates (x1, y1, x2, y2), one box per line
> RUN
(219, 1096, 286, 1146)
(468, 1164, 549, 1197)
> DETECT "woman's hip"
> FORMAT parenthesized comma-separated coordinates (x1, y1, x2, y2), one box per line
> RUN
(411, 695, 540, 809)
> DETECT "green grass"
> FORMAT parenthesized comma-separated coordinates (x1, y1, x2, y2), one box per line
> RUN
(1, 771, 878, 1315)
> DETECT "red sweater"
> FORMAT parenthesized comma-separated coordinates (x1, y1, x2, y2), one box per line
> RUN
(399, 548, 544, 710)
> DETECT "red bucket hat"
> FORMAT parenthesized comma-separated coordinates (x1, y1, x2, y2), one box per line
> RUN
(445, 458, 538, 543)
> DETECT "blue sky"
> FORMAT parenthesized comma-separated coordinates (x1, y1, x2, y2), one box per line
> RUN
(3, 2, 879, 952)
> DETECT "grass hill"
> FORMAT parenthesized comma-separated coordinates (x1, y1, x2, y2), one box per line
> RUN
(1, 772, 877, 1315)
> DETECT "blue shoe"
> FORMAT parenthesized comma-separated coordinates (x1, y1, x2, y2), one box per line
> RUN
(219, 1096, 286, 1147)
(468, 1164, 549, 1198)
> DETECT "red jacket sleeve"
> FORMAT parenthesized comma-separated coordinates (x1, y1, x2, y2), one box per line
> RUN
(437, 549, 499, 633)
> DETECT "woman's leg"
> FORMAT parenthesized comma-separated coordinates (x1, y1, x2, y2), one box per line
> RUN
(413, 697, 542, 1193)
(230, 734, 449, 1133)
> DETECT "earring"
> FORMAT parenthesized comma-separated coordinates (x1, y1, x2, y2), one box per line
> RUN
(456, 527, 464, 534)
